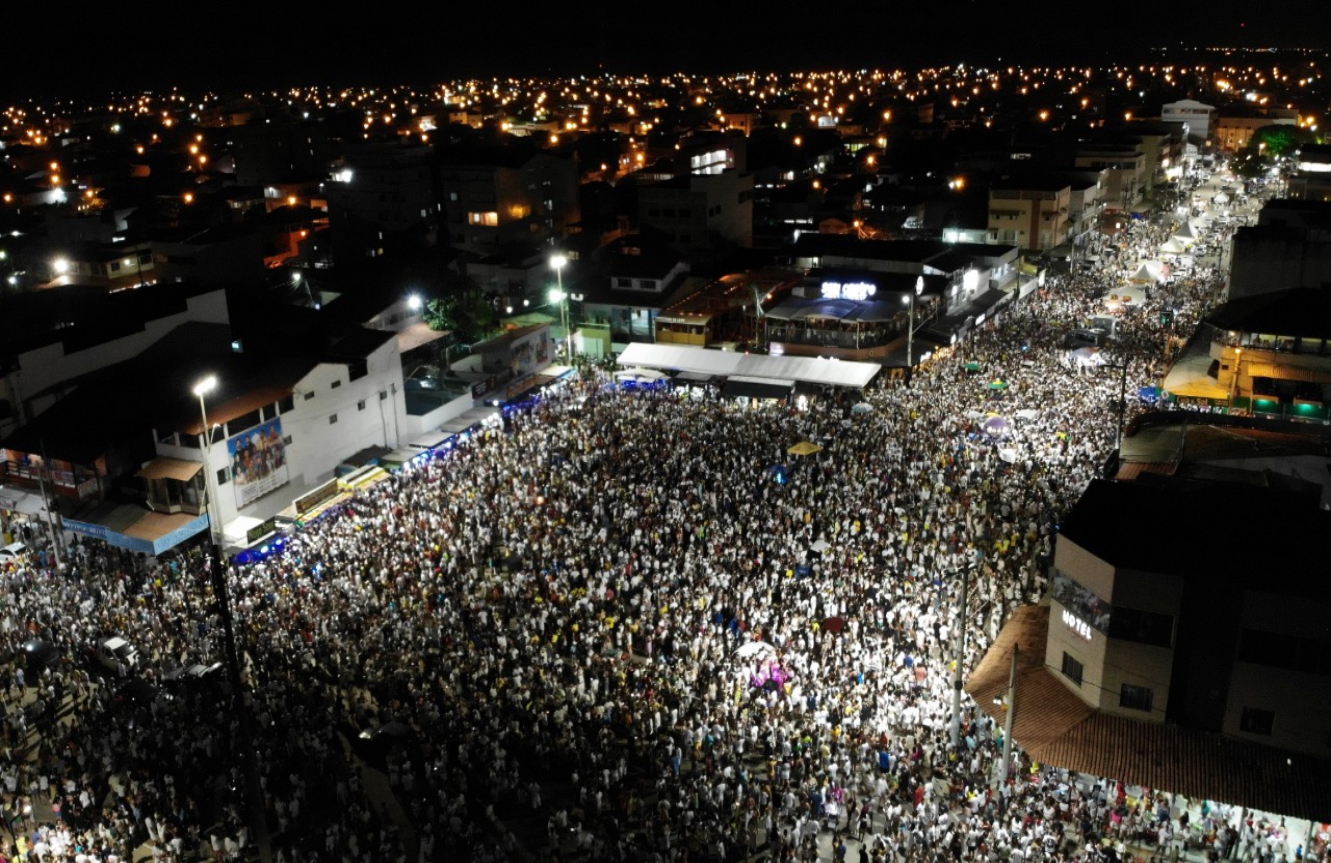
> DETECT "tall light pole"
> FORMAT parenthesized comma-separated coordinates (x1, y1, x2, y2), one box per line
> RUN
(949, 561, 977, 749)
(191, 375, 272, 863)
(551, 253, 571, 359)
(904, 275, 924, 370)
(193, 375, 219, 539)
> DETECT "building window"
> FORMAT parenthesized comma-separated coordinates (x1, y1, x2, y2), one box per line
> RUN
(331, 380, 341, 389)
(1240, 707, 1275, 736)
(467, 211, 498, 226)
(282, 435, 292, 445)
(304, 391, 315, 401)
(329, 414, 338, 424)
(1107, 607, 1174, 648)
(616, 278, 633, 288)
(278, 395, 295, 414)
(217, 467, 230, 486)
(357, 399, 366, 411)
(1061, 652, 1083, 686)
(1119, 684, 1153, 713)
(379, 391, 389, 401)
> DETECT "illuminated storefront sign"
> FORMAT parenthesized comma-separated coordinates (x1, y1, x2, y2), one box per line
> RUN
(1063, 608, 1093, 641)
(821, 281, 877, 301)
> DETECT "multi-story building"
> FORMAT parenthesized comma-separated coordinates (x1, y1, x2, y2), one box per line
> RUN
(638, 169, 754, 253)
(1287, 144, 1331, 202)
(967, 477, 1331, 823)
(988, 177, 1072, 251)
(1161, 99, 1217, 145)
(1214, 109, 1298, 154)
(326, 142, 438, 258)
(1228, 200, 1331, 301)
(228, 119, 334, 188)
(1049, 478, 1331, 752)
(1124, 120, 1186, 190)
(439, 149, 579, 258)
(1074, 142, 1146, 210)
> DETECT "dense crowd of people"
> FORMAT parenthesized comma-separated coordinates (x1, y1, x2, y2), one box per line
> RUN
(1, 166, 1318, 863)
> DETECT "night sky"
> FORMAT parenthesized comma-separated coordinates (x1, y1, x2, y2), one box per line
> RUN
(3, 4, 1327, 98)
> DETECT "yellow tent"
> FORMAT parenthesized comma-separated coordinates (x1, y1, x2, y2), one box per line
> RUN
(788, 441, 824, 456)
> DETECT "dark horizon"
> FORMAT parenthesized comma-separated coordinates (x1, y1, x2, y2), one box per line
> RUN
(3, 5, 1328, 101)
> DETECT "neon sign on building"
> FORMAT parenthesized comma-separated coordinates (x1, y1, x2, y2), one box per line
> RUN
(821, 281, 877, 301)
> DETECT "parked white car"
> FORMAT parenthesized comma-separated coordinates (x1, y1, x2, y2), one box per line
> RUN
(92, 636, 140, 672)
(0, 542, 27, 566)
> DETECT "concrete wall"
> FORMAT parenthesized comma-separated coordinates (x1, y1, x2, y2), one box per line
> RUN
(1227, 590, 1331, 754)
(1048, 541, 1179, 721)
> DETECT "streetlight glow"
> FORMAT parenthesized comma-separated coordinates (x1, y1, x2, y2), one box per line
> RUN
(551, 254, 572, 359)
(407, 294, 422, 311)
(192, 375, 218, 398)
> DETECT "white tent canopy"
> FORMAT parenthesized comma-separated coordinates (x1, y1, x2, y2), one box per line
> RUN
(617, 343, 881, 389)
(1127, 260, 1165, 284)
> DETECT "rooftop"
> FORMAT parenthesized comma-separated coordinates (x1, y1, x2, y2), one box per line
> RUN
(1205, 287, 1331, 341)
(1058, 478, 1329, 594)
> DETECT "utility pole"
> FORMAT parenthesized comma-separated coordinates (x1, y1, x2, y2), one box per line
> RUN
(194, 377, 272, 863)
(1103, 361, 1130, 454)
(949, 562, 974, 749)
(37, 440, 61, 570)
(999, 644, 1018, 786)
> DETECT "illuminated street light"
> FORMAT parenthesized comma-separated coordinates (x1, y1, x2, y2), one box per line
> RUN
(550, 253, 572, 359)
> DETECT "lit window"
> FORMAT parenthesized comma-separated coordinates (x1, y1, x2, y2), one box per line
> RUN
(467, 211, 498, 227)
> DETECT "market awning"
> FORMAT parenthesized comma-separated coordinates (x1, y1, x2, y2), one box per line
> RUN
(136, 457, 204, 482)
(121, 511, 210, 554)
(440, 406, 501, 435)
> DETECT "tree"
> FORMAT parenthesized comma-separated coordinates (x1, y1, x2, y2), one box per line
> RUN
(1248, 124, 1315, 159)
(425, 278, 499, 344)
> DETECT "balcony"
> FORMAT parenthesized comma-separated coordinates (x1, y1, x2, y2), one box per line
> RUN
(1, 461, 101, 500)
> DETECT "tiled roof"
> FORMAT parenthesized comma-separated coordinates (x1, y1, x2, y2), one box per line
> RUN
(1112, 461, 1177, 481)
(967, 605, 1331, 822)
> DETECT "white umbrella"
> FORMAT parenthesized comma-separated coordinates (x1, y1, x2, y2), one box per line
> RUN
(851, 402, 873, 415)
(1015, 409, 1040, 421)
(964, 409, 985, 420)
(811, 539, 831, 554)
(999, 448, 1019, 464)
(736, 641, 776, 660)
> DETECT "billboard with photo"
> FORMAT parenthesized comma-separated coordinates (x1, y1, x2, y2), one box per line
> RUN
(226, 417, 290, 507)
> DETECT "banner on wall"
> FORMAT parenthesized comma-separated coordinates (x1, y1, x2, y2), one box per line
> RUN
(226, 417, 290, 507)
